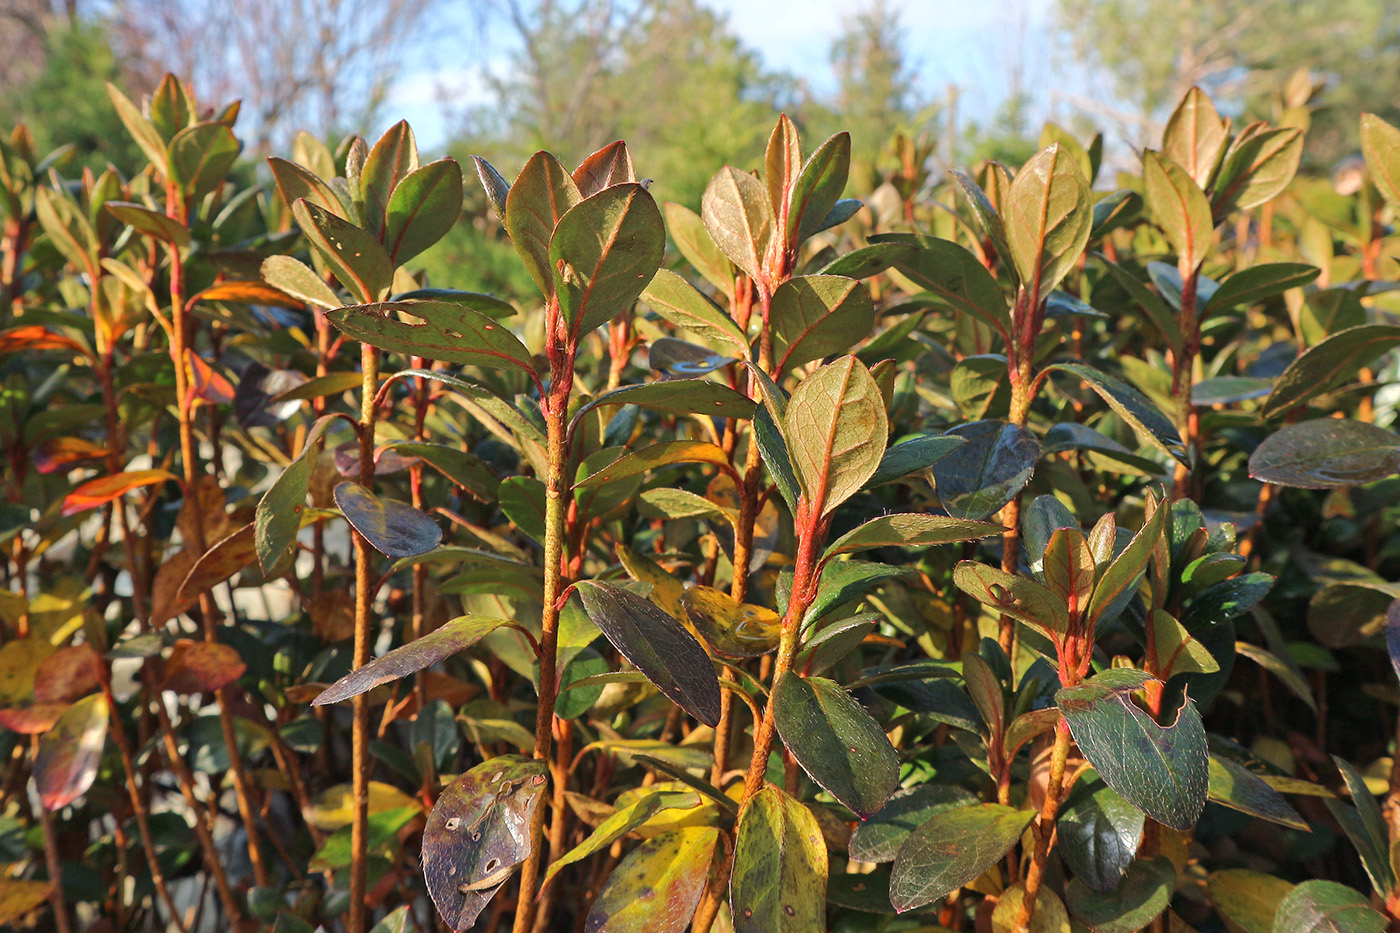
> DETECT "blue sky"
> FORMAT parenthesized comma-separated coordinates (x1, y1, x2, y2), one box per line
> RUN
(383, 0, 1062, 152)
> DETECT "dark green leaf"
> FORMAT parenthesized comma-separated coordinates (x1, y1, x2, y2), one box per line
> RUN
(930, 420, 1040, 520)
(293, 200, 392, 305)
(771, 275, 875, 372)
(889, 803, 1035, 912)
(1207, 262, 1319, 312)
(804, 560, 911, 627)
(333, 481, 442, 559)
(1262, 324, 1400, 418)
(847, 784, 978, 863)
(505, 151, 580, 297)
(1057, 776, 1145, 893)
(870, 434, 966, 486)
(552, 182, 665, 340)
(1056, 668, 1208, 831)
(574, 581, 722, 726)
(1065, 856, 1175, 933)
(772, 673, 898, 818)
(1250, 418, 1400, 489)
(105, 201, 189, 246)
(891, 235, 1010, 334)
(789, 131, 850, 246)
(327, 300, 536, 379)
(1272, 880, 1388, 933)
(384, 158, 464, 265)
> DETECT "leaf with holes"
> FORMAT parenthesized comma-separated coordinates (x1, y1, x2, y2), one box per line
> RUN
(552, 182, 665, 340)
(574, 581, 721, 726)
(327, 300, 536, 379)
(293, 200, 392, 304)
(730, 786, 828, 933)
(772, 673, 898, 817)
(422, 755, 548, 931)
(334, 481, 442, 559)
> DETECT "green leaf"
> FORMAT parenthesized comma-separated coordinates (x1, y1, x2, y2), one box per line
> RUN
(1056, 777, 1145, 894)
(1261, 325, 1400, 419)
(771, 274, 875, 372)
(34, 188, 96, 274)
(587, 827, 719, 933)
(889, 803, 1036, 912)
(384, 158, 464, 265)
(1326, 755, 1394, 894)
(1249, 419, 1397, 490)
(1362, 113, 1400, 209)
(504, 151, 580, 297)
(949, 169, 1017, 285)
(255, 416, 336, 574)
(1142, 150, 1213, 271)
(819, 242, 913, 279)
(772, 673, 898, 818)
(647, 337, 736, 378)
(107, 83, 167, 170)
(1006, 144, 1093, 299)
(847, 784, 978, 863)
(1085, 495, 1165, 626)
(267, 156, 343, 216)
(785, 356, 888, 517)
(1065, 856, 1175, 933)
(701, 166, 774, 282)
(361, 120, 418, 241)
(260, 255, 342, 309)
(1191, 376, 1274, 406)
(823, 514, 1003, 561)
(1095, 255, 1183, 354)
(572, 441, 731, 488)
(1056, 668, 1208, 831)
(1206, 262, 1319, 312)
(640, 269, 750, 358)
(930, 420, 1040, 521)
(1047, 362, 1188, 465)
(953, 561, 1069, 640)
(661, 201, 735, 298)
(1208, 754, 1307, 831)
(577, 380, 755, 421)
(105, 201, 189, 247)
(326, 300, 537, 379)
(543, 789, 700, 885)
(391, 288, 515, 319)
(730, 786, 828, 933)
(472, 155, 510, 220)
(383, 441, 498, 501)
(313, 616, 512, 706)
(293, 200, 392, 304)
(333, 481, 442, 559)
(1043, 527, 1095, 618)
(870, 434, 966, 486)
(1150, 610, 1220, 678)
(1272, 880, 1388, 933)
(1162, 86, 1230, 188)
(1212, 125, 1304, 216)
(422, 755, 547, 931)
(552, 182, 665, 340)
(1209, 869, 1294, 933)
(310, 806, 419, 870)
(804, 560, 911, 626)
(168, 122, 240, 200)
(889, 235, 1011, 334)
(789, 131, 850, 246)
(574, 581, 722, 726)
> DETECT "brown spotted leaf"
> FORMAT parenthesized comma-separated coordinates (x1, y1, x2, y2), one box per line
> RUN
(585, 826, 719, 933)
(730, 786, 828, 933)
(422, 755, 549, 931)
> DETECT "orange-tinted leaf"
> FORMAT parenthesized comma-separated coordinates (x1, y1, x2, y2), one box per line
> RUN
(160, 640, 246, 694)
(33, 693, 109, 810)
(0, 879, 54, 925)
(62, 469, 177, 517)
(176, 522, 257, 603)
(34, 644, 102, 703)
(33, 437, 109, 474)
(193, 280, 303, 308)
(0, 324, 87, 355)
(188, 352, 234, 404)
(149, 547, 198, 627)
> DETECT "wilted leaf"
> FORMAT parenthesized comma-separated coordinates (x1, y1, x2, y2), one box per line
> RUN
(585, 826, 718, 933)
(680, 586, 779, 658)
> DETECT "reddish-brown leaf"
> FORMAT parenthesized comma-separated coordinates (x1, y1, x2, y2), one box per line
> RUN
(160, 640, 246, 694)
(33, 437, 109, 474)
(61, 469, 177, 517)
(33, 693, 109, 810)
(176, 522, 257, 603)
